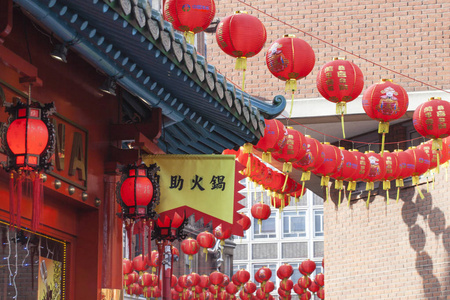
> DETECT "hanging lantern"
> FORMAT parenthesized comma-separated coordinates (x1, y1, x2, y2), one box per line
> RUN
(196, 231, 216, 261)
(362, 79, 409, 153)
(235, 268, 251, 286)
(381, 150, 400, 203)
(316, 288, 324, 299)
(209, 271, 224, 293)
(147, 250, 159, 273)
(298, 277, 311, 290)
(244, 281, 257, 295)
(280, 279, 294, 291)
(124, 271, 139, 288)
(187, 272, 201, 291)
(2, 96, 56, 231)
(315, 273, 324, 287)
(364, 151, 386, 207)
(250, 203, 271, 227)
(181, 238, 200, 267)
(199, 274, 211, 291)
(393, 149, 415, 202)
(255, 266, 272, 286)
(312, 142, 340, 191)
(331, 147, 357, 206)
(254, 119, 288, 162)
(405, 147, 431, 199)
(237, 213, 251, 232)
(300, 260, 316, 276)
(255, 288, 266, 300)
(272, 128, 307, 191)
(345, 149, 370, 205)
(294, 136, 325, 196)
(123, 258, 133, 281)
(293, 284, 303, 297)
(153, 212, 187, 241)
(226, 283, 238, 299)
(216, 11, 266, 90)
(266, 34, 315, 116)
(413, 97, 450, 169)
(300, 291, 312, 300)
(163, 0, 216, 44)
(277, 263, 294, 284)
(277, 287, 289, 298)
(308, 281, 320, 294)
(317, 58, 364, 138)
(140, 272, 155, 294)
(132, 254, 148, 275)
(262, 281, 275, 294)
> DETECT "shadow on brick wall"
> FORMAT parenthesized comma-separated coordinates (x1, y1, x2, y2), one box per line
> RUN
(401, 188, 448, 299)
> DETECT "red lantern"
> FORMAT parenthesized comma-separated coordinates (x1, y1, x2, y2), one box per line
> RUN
(226, 282, 238, 298)
(308, 281, 320, 294)
(132, 254, 148, 275)
(220, 275, 230, 288)
(393, 149, 415, 201)
(172, 289, 181, 300)
(362, 79, 409, 153)
(345, 149, 370, 204)
(312, 142, 340, 188)
(331, 147, 357, 206)
(237, 213, 251, 232)
(2, 98, 56, 231)
(266, 35, 315, 115)
(413, 97, 450, 151)
(216, 11, 266, 72)
(255, 288, 266, 300)
(213, 224, 231, 246)
(381, 150, 400, 202)
(262, 169, 286, 193)
(315, 273, 324, 287)
(163, 0, 215, 44)
(140, 272, 155, 293)
(147, 250, 159, 273)
(244, 282, 257, 294)
(251, 203, 271, 227)
(280, 279, 293, 291)
(254, 119, 288, 162)
(124, 271, 139, 288)
(300, 260, 316, 276)
(236, 269, 250, 285)
(270, 194, 290, 211)
(406, 147, 431, 199)
(293, 284, 303, 296)
(295, 136, 325, 185)
(123, 258, 133, 280)
(199, 290, 213, 300)
(262, 281, 275, 294)
(317, 58, 364, 138)
(300, 291, 312, 300)
(197, 231, 216, 261)
(210, 271, 224, 293)
(317, 288, 325, 299)
(199, 274, 210, 290)
(277, 287, 290, 298)
(298, 277, 311, 290)
(119, 166, 155, 215)
(272, 128, 307, 176)
(181, 238, 200, 265)
(187, 272, 201, 289)
(277, 264, 293, 284)
(155, 212, 186, 241)
(364, 151, 386, 206)
(255, 266, 272, 283)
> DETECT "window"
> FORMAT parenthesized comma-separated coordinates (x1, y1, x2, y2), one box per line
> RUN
(253, 211, 276, 239)
(283, 210, 306, 238)
(314, 210, 324, 237)
(252, 263, 277, 286)
(233, 263, 248, 274)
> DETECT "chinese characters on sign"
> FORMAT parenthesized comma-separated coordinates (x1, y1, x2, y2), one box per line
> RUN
(168, 175, 226, 191)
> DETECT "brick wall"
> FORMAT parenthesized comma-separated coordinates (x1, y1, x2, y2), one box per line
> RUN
(205, 0, 449, 101)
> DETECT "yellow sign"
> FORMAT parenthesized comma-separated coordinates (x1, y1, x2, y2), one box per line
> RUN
(143, 154, 244, 234)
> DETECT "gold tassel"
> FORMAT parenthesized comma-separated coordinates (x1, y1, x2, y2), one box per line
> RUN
(326, 186, 329, 203)
(378, 122, 389, 156)
(301, 171, 311, 181)
(235, 57, 247, 71)
(338, 189, 342, 207)
(416, 185, 425, 199)
(383, 180, 391, 190)
(348, 191, 352, 206)
(366, 190, 371, 208)
(436, 150, 440, 173)
(432, 138, 443, 151)
(336, 102, 347, 138)
(184, 31, 195, 44)
(262, 152, 272, 163)
(412, 176, 419, 186)
(321, 176, 330, 187)
(386, 189, 389, 205)
(289, 91, 295, 118)
(396, 178, 403, 203)
(285, 79, 297, 92)
(396, 187, 400, 203)
(283, 162, 293, 173)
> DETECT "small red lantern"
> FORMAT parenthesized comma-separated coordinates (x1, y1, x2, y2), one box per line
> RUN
(364, 151, 386, 207)
(199, 274, 211, 291)
(312, 142, 340, 188)
(273, 128, 307, 173)
(181, 238, 200, 265)
(295, 136, 324, 187)
(132, 254, 148, 275)
(293, 283, 303, 296)
(262, 281, 275, 294)
(250, 203, 271, 227)
(300, 291, 312, 300)
(123, 258, 133, 280)
(236, 269, 250, 285)
(362, 79, 409, 153)
(381, 150, 400, 202)
(196, 231, 216, 261)
(315, 273, 324, 287)
(254, 119, 288, 162)
(266, 35, 315, 115)
(2, 97, 56, 231)
(308, 281, 320, 294)
(209, 271, 224, 292)
(237, 213, 251, 232)
(331, 147, 357, 206)
(147, 250, 159, 273)
(255, 266, 272, 284)
(413, 97, 450, 166)
(346, 149, 370, 203)
(280, 279, 293, 291)
(277, 287, 290, 298)
(406, 147, 431, 199)
(163, 0, 216, 44)
(317, 58, 364, 138)
(277, 264, 294, 284)
(140, 272, 155, 293)
(418, 140, 445, 173)
(216, 11, 266, 88)
(317, 288, 325, 299)
(213, 224, 232, 246)
(300, 260, 316, 276)
(393, 149, 415, 201)
(298, 277, 311, 290)
(244, 281, 257, 294)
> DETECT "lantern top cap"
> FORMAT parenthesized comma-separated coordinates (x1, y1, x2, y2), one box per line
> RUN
(383, 150, 390, 153)
(287, 126, 293, 129)
(338, 146, 345, 150)
(305, 135, 311, 138)
(283, 34, 296, 38)
(429, 97, 442, 100)
(365, 150, 375, 153)
(408, 146, 417, 149)
(333, 57, 345, 60)
(322, 142, 330, 145)
(350, 149, 359, 152)
(381, 79, 393, 83)
(394, 149, 403, 152)
(235, 11, 248, 14)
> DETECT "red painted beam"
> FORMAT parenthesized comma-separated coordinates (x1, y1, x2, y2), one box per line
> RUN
(0, 44, 43, 86)
(0, 0, 13, 43)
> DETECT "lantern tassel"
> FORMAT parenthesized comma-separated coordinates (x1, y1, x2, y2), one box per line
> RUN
(436, 150, 440, 173)
(336, 102, 347, 138)
(184, 31, 195, 45)
(416, 185, 425, 200)
(31, 173, 43, 231)
(378, 122, 389, 156)
(262, 152, 272, 163)
(301, 171, 311, 182)
(320, 176, 329, 187)
(366, 190, 371, 208)
(16, 174, 22, 229)
(204, 247, 208, 262)
(348, 191, 352, 206)
(289, 92, 294, 118)
(9, 173, 16, 229)
(235, 57, 247, 71)
(338, 189, 342, 207)
(325, 186, 329, 203)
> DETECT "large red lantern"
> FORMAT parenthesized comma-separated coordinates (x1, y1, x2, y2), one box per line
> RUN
(254, 119, 288, 162)
(381, 151, 399, 202)
(181, 238, 200, 265)
(235, 269, 250, 286)
(317, 58, 364, 138)
(413, 97, 450, 163)
(393, 149, 415, 201)
(163, 0, 215, 44)
(300, 260, 316, 276)
(362, 79, 409, 153)
(216, 11, 266, 88)
(132, 254, 148, 275)
(2, 97, 56, 231)
(266, 34, 315, 115)
(364, 151, 386, 206)
(213, 224, 232, 246)
(196, 231, 216, 261)
(255, 266, 272, 284)
(251, 203, 271, 226)
(277, 264, 294, 284)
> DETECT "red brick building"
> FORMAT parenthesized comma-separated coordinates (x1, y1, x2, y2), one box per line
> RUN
(205, 0, 449, 299)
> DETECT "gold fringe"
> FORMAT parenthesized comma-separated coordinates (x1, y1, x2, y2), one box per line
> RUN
(396, 178, 404, 187)
(335, 180, 343, 190)
(348, 191, 352, 206)
(383, 180, 391, 190)
(336, 102, 347, 115)
(378, 122, 389, 134)
(243, 143, 253, 153)
(289, 92, 295, 118)
(412, 176, 419, 186)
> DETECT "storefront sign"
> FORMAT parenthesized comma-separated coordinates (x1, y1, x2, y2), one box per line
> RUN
(143, 154, 245, 235)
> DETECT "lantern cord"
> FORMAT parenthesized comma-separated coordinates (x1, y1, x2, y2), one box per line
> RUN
(235, 0, 450, 95)
(289, 92, 294, 118)
(366, 191, 371, 208)
(16, 174, 22, 229)
(341, 114, 345, 139)
(9, 173, 16, 229)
